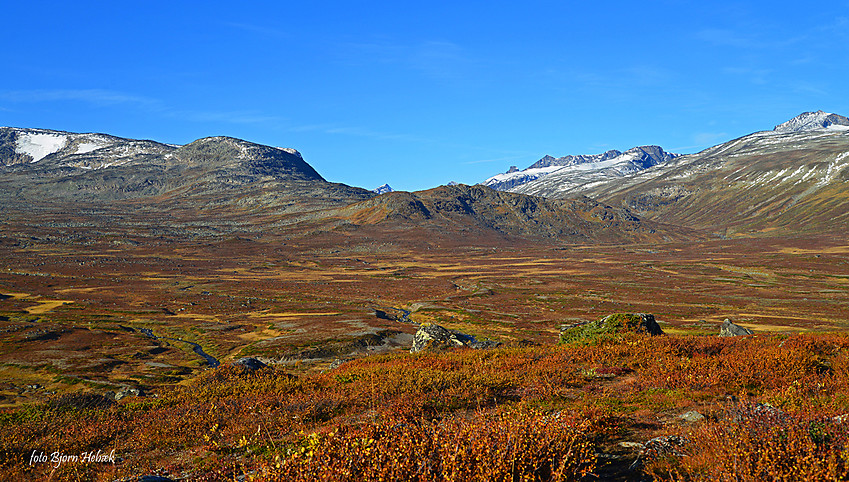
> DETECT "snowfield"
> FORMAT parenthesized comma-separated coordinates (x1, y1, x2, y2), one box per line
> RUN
(15, 133, 68, 162)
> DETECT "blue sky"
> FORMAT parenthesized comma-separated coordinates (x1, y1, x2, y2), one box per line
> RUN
(2, 1, 848, 191)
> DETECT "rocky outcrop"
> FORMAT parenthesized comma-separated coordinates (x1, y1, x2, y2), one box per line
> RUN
(719, 319, 753, 337)
(109, 387, 144, 401)
(231, 357, 268, 371)
(599, 313, 664, 335)
(560, 313, 664, 344)
(410, 323, 501, 353)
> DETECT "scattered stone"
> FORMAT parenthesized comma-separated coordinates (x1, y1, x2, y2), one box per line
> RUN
(719, 319, 753, 337)
(678, 410, 705, 423)
(729, 402, 787, 424)
(231, 357, 267, 371)
(410, 323, 501, 353)
(629, 435, 689, 471)
(329, 359, 345, 370)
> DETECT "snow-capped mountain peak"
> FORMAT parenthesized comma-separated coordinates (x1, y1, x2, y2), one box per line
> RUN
(481, 145, 677, 195)
(773, 110, 849, 133)
(373, 183, 394, 194)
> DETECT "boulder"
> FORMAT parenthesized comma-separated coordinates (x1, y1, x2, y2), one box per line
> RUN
(629, 435, 689, 471)
(115, 387, 144, 401)
(719, 319, 753, 337)
(411, 324, 465, 353)
(560, 313, 664, 344)
(231, 357, 267, 371)
(599, 313, 664, 335)
(678, 410, 705, 423)
(410, 323, 501, 353)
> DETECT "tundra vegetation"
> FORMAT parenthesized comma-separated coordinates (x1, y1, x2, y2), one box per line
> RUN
(1, 198, 849, 480)
(3, 331, 849, 480)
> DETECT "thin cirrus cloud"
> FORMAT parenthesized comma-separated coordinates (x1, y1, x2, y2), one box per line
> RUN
(288, 122, 430, 143)
(335, 39, 476, 83)
(0, 88, 285, 126)
(0, 88, 163, 109)
(694, 132, 729, 147)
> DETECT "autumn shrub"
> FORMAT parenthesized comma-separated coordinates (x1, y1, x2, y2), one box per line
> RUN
(255, 408, 597, 482)
(3, 333, 849, 480)
(644, 404, 849, 481)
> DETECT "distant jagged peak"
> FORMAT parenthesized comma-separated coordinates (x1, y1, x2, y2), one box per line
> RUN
(773, 110, 849, 133)
(373, 183, 394, 194)
(528, 149, 622, 169)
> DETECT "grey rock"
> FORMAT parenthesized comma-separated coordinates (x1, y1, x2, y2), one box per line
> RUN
(115, 387, 143, 401)
(411, 324, 466, 353)
(719, 319, 753, 337)
(231, 357, 267, 371)
(410, 324, 501, 353)
(678, 410, 705, 423)
(629, 435, 689, 471)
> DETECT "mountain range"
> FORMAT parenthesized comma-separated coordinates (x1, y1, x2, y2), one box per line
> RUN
(0, 127, 684, 246)
(2, 110, 848, 244)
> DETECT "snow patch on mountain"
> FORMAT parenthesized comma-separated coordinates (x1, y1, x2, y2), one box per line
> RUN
(15, 132, 68, 162)
(278, 147, 303, 158)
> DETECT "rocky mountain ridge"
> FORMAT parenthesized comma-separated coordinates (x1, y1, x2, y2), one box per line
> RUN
(482, 145, 678, 196)
(772, 110, 849, 133)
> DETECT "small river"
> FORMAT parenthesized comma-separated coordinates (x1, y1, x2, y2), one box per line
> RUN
(138, 328, 220, 368)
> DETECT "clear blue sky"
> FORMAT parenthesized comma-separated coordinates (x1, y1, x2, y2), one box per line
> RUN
(2, 1, 848, 191)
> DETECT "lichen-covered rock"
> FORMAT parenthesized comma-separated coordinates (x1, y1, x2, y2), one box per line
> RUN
(410, 324, 466, 353)
(599, 313, 664, 335)
(718, 319, 753, 337)
(560, 313, 664, 344)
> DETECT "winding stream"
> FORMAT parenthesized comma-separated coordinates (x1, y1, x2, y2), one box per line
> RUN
(138, 328, 220, 368)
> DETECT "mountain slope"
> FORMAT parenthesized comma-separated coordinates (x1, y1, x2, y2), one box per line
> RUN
(582, 112, 849, 235)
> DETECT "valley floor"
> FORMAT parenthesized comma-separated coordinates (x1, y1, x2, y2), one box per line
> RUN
(1, 205, 848, 480)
